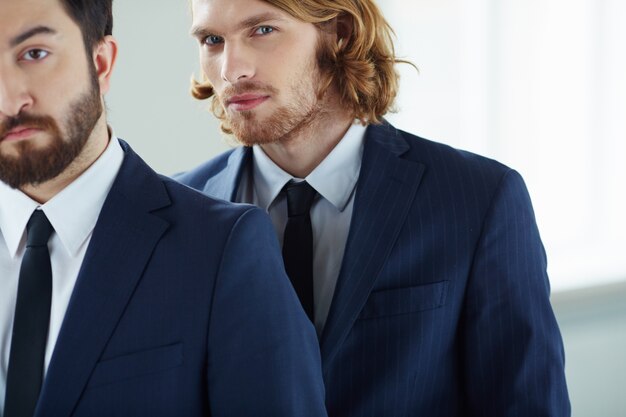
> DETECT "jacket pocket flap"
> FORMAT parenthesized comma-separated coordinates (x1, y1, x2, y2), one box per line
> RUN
(88, 342, 183, 388)
(360, 281, 449, 319)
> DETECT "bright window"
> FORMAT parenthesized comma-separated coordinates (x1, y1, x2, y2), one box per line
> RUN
(381, 0, 626, 292)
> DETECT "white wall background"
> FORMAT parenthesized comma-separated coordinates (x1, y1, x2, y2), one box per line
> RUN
(107, 0, 228, 176)
(107, 3, 625, 414)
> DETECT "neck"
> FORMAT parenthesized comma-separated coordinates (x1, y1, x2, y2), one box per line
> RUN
(21, 116, 110, 204)
(260, 96, 355, 178)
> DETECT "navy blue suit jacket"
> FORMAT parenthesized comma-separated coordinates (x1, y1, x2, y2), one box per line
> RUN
(177, 123, 570, 416)
(33, 140, 327, 417)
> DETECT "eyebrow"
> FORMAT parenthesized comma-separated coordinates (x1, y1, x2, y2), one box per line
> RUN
(9, 26, 57, 48)
(190, 12, 287, 39)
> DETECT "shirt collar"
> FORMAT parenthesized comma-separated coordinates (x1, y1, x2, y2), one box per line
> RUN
(0, 130, 124, 258)
(251, 122, 367, 212)
(306, 122, 366, 211)
(0, 183, 39, 258)
(251, 145, 294, 211)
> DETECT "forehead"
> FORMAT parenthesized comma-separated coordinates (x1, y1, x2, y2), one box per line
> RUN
(191, 0, 293, 31)
(0, 0, 77, 46)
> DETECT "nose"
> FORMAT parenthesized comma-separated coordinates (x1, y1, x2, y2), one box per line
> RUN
(220, 42, 256, 84)
(0, 68, 33, 118)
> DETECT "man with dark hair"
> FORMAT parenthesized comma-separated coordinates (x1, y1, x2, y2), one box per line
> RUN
(0, 0, 327, 416)
(178, 0, 571, 415)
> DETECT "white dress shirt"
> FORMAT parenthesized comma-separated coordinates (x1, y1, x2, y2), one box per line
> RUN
(0, 134, 124, 413)
(236, 122, 366, 335)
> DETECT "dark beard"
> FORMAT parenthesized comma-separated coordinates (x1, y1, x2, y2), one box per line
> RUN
(0, 75, 102, 189)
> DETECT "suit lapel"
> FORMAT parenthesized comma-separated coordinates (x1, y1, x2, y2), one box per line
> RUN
(320, 123, 425, 374)
(202, 146, 251, 201)
(36, 142, 171, 417)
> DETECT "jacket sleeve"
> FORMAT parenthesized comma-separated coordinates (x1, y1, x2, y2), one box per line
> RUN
(206, 207, 327, 417)
(462, 169, 570, 416)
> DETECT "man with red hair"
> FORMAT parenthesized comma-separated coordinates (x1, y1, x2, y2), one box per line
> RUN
(179, 0, 571, 415)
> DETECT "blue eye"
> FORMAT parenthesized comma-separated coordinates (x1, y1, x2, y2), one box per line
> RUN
(204, 35, 224, 45)
(21, 49, 49, 61)
(255, 26, 274, 35)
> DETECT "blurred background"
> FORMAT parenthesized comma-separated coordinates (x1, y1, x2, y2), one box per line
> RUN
(109, 1, 626, 415)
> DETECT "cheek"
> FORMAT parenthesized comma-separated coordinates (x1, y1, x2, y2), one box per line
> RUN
(200, 54, 221, 85)
(40, 59, 91, 101)
(274, 41, 317, 76)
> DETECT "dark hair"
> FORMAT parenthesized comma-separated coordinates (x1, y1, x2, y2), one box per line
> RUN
(59, 0, 114, 50)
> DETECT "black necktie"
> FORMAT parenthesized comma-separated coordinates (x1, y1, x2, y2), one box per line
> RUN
(4, 210, 54, 417)
(282, 181, 317, 322)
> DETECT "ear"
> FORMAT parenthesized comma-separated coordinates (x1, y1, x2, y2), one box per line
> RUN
(335, 12, 354, 48)
(92, 35, 118, 95)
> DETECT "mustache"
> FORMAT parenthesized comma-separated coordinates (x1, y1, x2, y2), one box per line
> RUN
(222, 81, 278, 102)
(0, 113, 57, 139)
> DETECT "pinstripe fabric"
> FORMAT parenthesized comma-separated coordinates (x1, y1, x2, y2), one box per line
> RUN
(176, 122, 570, 416)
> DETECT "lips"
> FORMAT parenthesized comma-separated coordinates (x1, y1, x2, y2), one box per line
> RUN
(226, 94, 270, 111)
(0, 126, 42, 143)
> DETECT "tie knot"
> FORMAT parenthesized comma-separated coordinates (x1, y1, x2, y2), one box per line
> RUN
(26, 210, 53, 247)
(284, 181, 317, 217)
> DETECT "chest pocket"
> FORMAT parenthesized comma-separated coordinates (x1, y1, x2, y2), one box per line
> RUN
(359, 281, 449, 319)
(87, 342, 183, 388)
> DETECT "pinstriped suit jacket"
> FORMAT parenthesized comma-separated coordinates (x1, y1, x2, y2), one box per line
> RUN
(176, 122, 570, 416)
